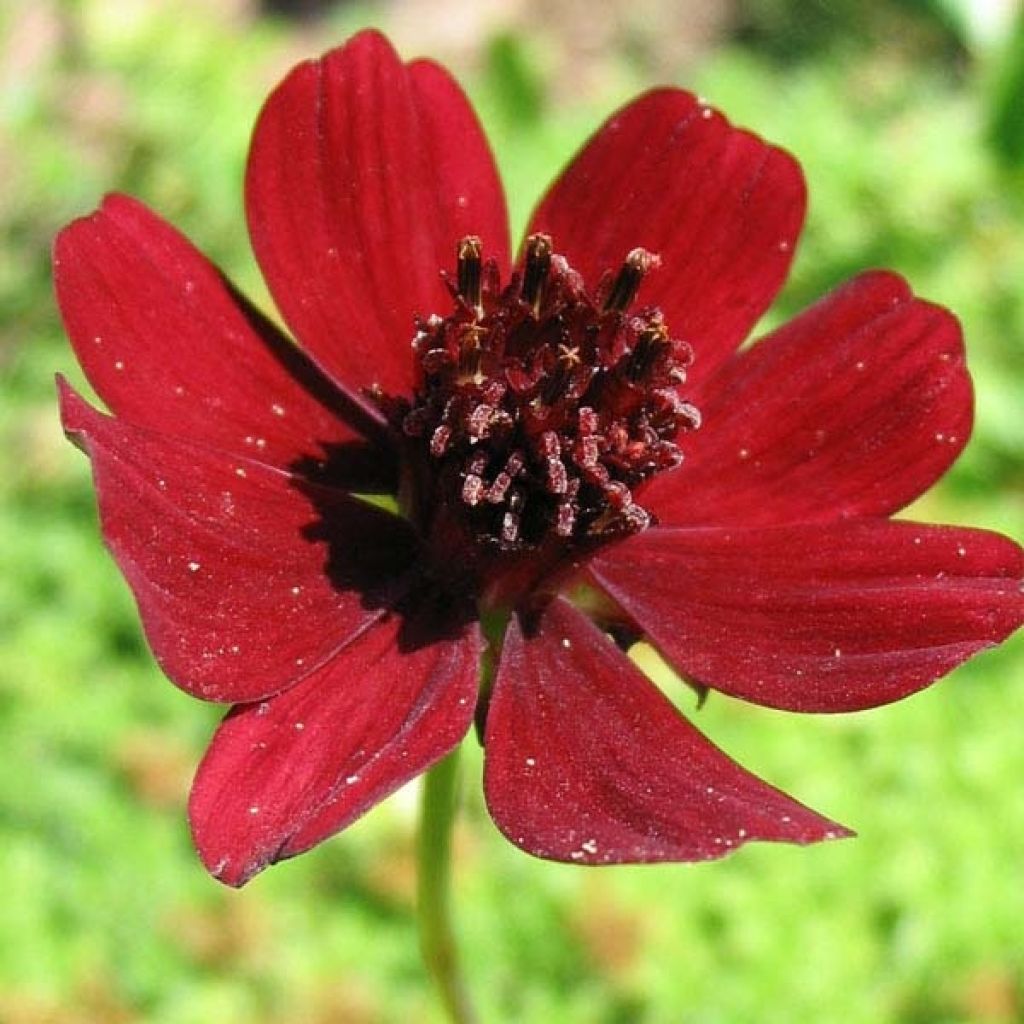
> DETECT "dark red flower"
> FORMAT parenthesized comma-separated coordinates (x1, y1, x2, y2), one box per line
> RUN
(56, 31, 1023, 886)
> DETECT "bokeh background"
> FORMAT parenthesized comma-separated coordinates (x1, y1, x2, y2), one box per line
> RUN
(2, 0, 1023, 1021)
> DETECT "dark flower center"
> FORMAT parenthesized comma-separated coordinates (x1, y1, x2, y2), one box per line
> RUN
(381, 235, 699, 598)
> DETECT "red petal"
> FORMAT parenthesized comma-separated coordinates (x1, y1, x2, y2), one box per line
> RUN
(246, 30, 509, 403)
(483, 598, 848, 864)
(53, 194, 388, 473)
(643, 272, 973, 527)
(60, 381, 416, 703)
(590, 522, 1024, 712)
(526, 89, 804, 389)
(190, 603, 481, 886)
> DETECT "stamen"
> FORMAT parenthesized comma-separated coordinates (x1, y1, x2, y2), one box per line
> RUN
(466, 451, 489, 477)
(502, 490, 525, 543)
(537, 432, 561, 458)
(546, 457, 568, 495)
(603, 248, 660, 313)
(501, 511, 520, 544)
(467, 403, 496, 439)
(522, 234, 552, 313)
(429, 424, 451, 457)
(578, 407, 599, 435)
(458, 324, 486, 380)
(456, 236, 483, 312)
(486, 450, 524, 505)
(555, 502, 576, 537)
(603, 480, 632, 511)
(627, 324, 669, 382)
(462, 474, 485, 506)
(487, 472, 513, 504)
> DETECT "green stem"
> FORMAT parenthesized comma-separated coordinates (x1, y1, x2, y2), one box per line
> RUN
(417, 747, 477, 1024)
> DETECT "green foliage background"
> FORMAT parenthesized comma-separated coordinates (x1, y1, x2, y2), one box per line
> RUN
(1, 1, 1022, 1021)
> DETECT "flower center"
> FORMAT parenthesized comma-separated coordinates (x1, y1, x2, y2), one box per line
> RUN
(385, 235, 699, 581)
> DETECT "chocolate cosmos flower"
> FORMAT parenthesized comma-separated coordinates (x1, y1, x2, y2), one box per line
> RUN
(57, 31, 1023, 887)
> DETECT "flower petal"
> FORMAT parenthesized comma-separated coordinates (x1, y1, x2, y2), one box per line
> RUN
(246, 30, 510, 403)
(60, 381, 416, 703)
(483, 598, 849, 864)
(590, 522, 1024, 713)
(643, 271, 973, 527)
(526, 89, 804, 388)
(189, 601, 481, 886)
(53, 194, 389, 477)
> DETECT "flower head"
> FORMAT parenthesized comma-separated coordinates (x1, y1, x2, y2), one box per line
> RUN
(56, 30, 1023, 886)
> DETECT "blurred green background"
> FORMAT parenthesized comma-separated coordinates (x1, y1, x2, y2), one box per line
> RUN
(2, 0, 1023, 1021)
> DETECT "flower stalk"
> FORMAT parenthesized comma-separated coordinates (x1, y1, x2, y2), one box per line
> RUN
(417, 747, 478, 1024)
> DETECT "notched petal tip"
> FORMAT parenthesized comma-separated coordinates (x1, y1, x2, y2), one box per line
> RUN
(56, 375, 104, 448)
(52, 191, 138, 262)
(332, 26, 399, 59)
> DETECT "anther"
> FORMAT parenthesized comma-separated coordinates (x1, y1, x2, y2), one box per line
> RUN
(546, 457, 568, 494)
(487, 472, 512, 504)
(466, 451, 489, 477)
(555, 502, 576, 537)
(501, 511, 520, 544)
(467, 403, 496, 439)
(456, 236, 483, 312)
(603, 248, 660, 313)
(487, 453, 524, 503)
(603, 480, 633, 511)
(522, 234, 552, 313)
(537, 431, 561, 458)
(577, 407, 599, 435)
(502, 490, 525, 544)
(462, 474, 485, 506)
(430, 424, 452, 457)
